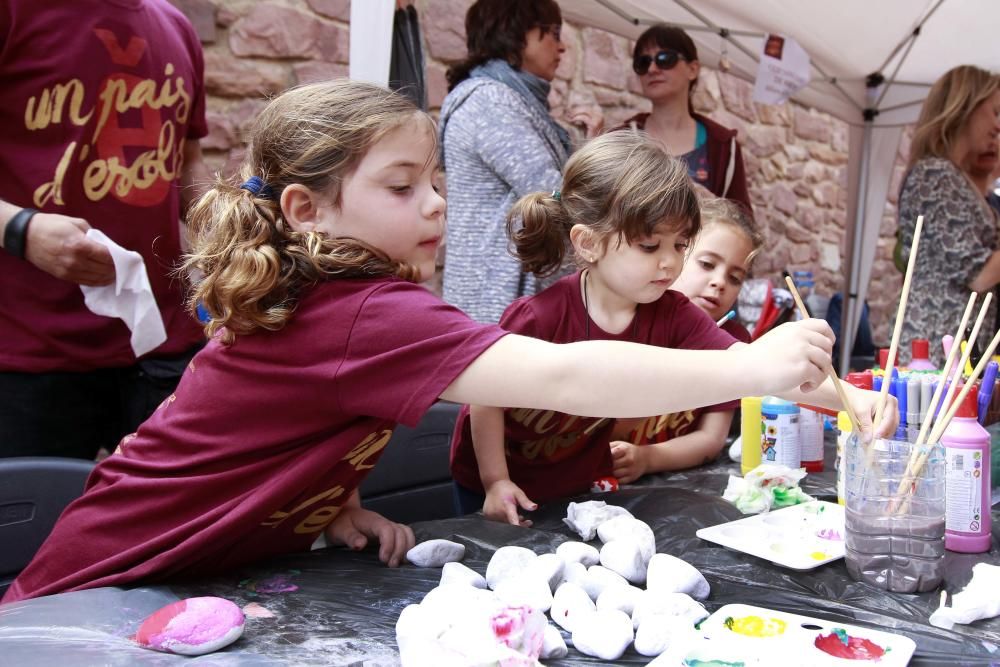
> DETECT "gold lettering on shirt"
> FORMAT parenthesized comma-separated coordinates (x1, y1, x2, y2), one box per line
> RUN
(24, 79, 92, 130)
(630, 411, 696, 443)
(295, 505, 342, 534)
(262, 484, 346, 528)
(344, 429, 393, 471)
(24, 45, 191, 209)
(519, 431, 581, 460)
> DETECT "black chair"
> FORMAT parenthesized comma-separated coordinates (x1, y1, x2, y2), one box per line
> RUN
(0, 457, 95, 597)
(360, 401, 461, 524)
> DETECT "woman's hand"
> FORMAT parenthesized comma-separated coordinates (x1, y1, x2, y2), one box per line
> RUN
(325, 505, 415, 567)
(567, 108, 605, 139)
(610, 440, 647, 484)
(484, 479, 537, 527)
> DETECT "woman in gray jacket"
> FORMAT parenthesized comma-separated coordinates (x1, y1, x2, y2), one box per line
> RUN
(439, 0, 598, 323)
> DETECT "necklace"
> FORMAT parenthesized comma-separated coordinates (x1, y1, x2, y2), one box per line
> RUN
(582, 270, 640, 342)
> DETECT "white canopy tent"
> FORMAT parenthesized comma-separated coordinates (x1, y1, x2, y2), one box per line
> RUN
(352, 0, 1000, 373)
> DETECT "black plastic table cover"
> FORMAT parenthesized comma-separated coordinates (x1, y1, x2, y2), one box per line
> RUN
(0, 441, 998, 666)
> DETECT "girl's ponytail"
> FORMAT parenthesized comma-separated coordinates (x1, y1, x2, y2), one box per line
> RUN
(507, 192, 570, 277)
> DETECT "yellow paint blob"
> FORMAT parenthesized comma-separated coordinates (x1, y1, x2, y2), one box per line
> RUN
(810, 551, 829, 560)
(724, 615, 787, 637)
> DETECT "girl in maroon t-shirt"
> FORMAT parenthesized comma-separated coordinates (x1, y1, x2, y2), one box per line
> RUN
(612, 198, 765, 483)
(6, 82, 891, 604)
(450, 132, 891, 527)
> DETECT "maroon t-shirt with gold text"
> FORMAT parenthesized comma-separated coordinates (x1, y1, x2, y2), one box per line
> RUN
(0, 0, 207, 371)
(449, 272, 738, 504)
(3, 279, 506, 602)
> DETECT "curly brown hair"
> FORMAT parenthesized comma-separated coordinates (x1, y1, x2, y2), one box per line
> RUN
(184, 80, 427, 344)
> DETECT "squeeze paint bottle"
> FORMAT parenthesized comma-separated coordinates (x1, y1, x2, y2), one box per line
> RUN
(797, 404, 824, 472)
(942, 386, 992, 553)
(760, 397, 800, 468)
(908, 339, 937, 371)
(740, 396, 763, 475)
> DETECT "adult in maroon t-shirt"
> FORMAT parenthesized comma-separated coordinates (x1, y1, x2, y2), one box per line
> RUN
(0, 0, 209, 459)
(449, 271, 738, 506)
(3, 279, 507, 603)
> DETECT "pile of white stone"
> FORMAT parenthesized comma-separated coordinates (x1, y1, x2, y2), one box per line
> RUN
(395, 500, 711, 666)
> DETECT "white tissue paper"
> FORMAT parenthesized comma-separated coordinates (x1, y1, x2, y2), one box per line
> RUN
(929, 563, 1000, 630)
(79, 229, 166, 357)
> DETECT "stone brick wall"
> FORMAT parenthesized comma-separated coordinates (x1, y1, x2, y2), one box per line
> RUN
(171, 0, 903, 344)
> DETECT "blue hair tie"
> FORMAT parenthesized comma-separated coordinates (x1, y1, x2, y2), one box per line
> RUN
(240, 176, 276, 200)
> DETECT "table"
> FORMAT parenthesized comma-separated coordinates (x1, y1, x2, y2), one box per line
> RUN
(1, 436, 998, 666)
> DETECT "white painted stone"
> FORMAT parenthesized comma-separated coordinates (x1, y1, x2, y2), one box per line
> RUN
(634, 613, 700, 657)
(645, 553, 710, 600)
(556, 540, 600, 567)
(571, 609, 634, 660)
(439, 561, 487, 589)
(526, 553, 565, 592)
(540, 623, 568, 660)
(581, 565, 629, 601)
(485, 545, 537, 590)
(493, 573, 553, 613)
(595, 583, 644, 616)
(550, 582, 596, 633)
(558, 561, 588, 588)
(406, 539, 465, 567)
(599, 538, 648, 584)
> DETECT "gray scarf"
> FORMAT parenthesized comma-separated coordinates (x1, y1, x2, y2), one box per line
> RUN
(469, 59, 571, 162)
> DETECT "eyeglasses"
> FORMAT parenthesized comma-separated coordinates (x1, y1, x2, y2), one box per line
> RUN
(538, 23, 562, 42)
(633, 49, 687, 75)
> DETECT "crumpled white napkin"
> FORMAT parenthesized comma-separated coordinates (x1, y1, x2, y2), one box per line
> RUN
(929, 563, 1000, 630)
(79, 229, 166, 357)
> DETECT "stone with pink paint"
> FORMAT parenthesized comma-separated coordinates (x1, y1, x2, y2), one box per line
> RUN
(133, 597, 245, 656)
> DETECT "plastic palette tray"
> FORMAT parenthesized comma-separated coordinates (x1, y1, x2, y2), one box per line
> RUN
(696, 500, 845, 570)
(681, 603, 916, 666)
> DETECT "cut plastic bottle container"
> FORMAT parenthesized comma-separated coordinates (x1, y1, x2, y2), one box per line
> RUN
(844, 435, 945, 593)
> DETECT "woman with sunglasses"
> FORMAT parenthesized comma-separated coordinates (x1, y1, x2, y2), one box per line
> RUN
(616, 24, 752, 215)
(439, 0, 602, 324)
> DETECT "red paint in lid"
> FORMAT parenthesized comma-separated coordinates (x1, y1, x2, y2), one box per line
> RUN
(845, 371, 872, 390)
(911, 338, 930, 360)
(878, 348, 891, 370)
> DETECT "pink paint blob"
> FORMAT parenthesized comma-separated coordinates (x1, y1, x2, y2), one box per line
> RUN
(816, 528, 843, 541)
(134, 597, 245, 656)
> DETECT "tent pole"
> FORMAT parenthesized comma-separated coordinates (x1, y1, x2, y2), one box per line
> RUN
(840, 113, 874, 376)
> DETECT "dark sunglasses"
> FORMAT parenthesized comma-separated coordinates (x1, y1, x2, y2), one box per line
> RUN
(633, 49, 687, 75)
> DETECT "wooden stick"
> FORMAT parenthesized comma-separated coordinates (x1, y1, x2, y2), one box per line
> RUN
(928, 292, 992, 439)
(873, 215, 923, 428)
(929, 326, 1000, 443)
(784, 277, 863, 433)
(904, 326, 1000, 492)
(890, 293, 978, 505)
(912, 293, 978, 449)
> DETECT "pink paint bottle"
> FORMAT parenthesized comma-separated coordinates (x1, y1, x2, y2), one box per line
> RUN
(908, 339, 937, 371)
(942, 386, 992, 553)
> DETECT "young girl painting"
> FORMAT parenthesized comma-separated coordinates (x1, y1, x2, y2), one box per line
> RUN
(449, 133, 893, 526)
(5, 82, 887, 603)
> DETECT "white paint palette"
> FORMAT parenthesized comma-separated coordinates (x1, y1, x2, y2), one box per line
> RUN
(683, 603, 916, 667)
(696, 500, 845, 570)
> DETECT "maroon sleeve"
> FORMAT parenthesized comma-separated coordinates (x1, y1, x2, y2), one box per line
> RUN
(722, 319, 752, 344)
(498, 296, 543, 338)
(172, 9, 208, 140)
(725, 141, 754, 220)
(337, 282, 507, 427)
